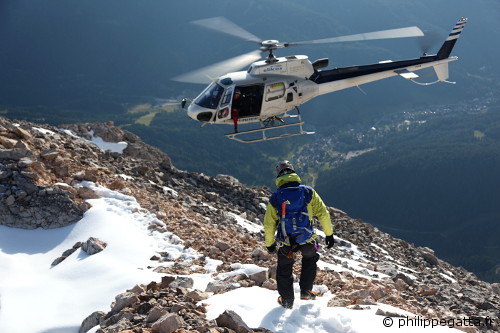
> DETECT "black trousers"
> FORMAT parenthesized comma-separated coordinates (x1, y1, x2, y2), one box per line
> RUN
(276, 242, 319, 300)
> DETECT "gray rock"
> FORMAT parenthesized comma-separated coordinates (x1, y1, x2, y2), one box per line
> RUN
(248, 270, 267, 286)
(151, 313, 185, 333)
(0, 148, 32, 160)
(216, 310, 252, 333)
(18, 157, 33, 168)
(111, 292, 139, 313)
(205, 280, 234, 293)
(100, 317, 131, 333)
(5, 195, 15, 206)
(392, 273, 414, 286)
(377, 263, 398, 277)
(261, 278, 277, 291)
(418, 247, 439, 266)
(82, 237, 107, 255)
(0, 170, 12, 179)
(215, 241, 230, 252)
(160, 275, 175, 289)
(169, 276, 194, 289)
(79, 311, 105, 333)
(146, 306, 168, 323)
(186, 289, 209, 301)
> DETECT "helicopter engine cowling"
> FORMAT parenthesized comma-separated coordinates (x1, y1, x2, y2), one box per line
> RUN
(312, 58, 329, 71)
(248, 55, 315, 79)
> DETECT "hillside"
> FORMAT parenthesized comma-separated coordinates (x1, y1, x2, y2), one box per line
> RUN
(2, 1, 500, 285)
(0, 117, 498, 332)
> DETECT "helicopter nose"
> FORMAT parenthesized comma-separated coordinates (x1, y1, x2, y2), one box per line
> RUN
(187, 104, 214, 122)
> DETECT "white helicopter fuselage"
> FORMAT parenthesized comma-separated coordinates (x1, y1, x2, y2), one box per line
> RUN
(186, 53, 456, 126)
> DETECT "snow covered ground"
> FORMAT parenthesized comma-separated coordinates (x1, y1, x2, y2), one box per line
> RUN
(0, 183, 460, 333)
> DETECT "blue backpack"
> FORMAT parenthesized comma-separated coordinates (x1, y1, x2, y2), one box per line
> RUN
(271, 185, 314, 244)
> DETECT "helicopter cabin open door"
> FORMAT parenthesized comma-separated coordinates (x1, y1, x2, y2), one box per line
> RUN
(216, 85, 264, 123)
(215, 86, 234, 122)
(225, 80, 313, 143)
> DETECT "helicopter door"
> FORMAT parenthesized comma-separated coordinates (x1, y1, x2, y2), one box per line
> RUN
(263, 81, 286, 115)
(216, 86, 234, 122)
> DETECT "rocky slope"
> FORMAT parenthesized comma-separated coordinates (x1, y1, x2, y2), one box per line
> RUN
(0, 117, 498, 333)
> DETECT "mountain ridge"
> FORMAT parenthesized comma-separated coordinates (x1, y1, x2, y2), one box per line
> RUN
(0, 117, 498, 332)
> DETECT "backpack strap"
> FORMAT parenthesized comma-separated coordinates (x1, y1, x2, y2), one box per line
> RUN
(280, 201, 290, 244)
(300, 185, 313, 205)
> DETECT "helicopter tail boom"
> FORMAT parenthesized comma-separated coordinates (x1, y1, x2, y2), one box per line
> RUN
(311, 18, 467, 94)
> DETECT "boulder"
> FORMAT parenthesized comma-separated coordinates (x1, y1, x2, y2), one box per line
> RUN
(169, 276, 194, 289)
(82, 237, 107, 255)
(0, 148, 32, 160)
(248, 270, 267, 286)
(261, 279, 277, 291)
(79, 311, 105, 333)
(205, 280, 234, 293)
(215, 241, 230, 252)
(186, 289, 209, 302)
(111, 292, 139, 313)
(216, 310, 252, 333)
(13, 127, 33, 140)
(151, 313, 185, 333)
(146, 306, 168, 323)
(418, 247, 439, 266)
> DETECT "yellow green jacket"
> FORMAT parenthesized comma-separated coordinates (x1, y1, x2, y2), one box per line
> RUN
(263, 173, 333, 247)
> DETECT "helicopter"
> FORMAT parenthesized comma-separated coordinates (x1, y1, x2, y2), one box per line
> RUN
(174, 17, 467, 143)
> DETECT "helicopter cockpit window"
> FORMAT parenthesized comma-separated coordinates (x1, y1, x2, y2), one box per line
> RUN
(194, 83, 225, 109)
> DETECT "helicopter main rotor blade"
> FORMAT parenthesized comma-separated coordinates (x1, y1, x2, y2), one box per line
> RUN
(417, 30, 443, 54)
(191, 17, 262, 44)
(172, 50, 262, 84)
(289, 26, 424, 46)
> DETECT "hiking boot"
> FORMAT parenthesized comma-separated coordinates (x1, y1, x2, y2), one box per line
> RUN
(300, 289, 318, 300)
(277, 296, 294, 309)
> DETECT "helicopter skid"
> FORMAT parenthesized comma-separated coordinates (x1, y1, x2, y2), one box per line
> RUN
(225, 121, 314, 143)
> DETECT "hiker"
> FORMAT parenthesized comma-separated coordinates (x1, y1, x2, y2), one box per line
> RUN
(264, 160, 335, 309)
(231, 88, 241, 133)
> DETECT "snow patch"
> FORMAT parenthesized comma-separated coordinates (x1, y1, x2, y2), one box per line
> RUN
(228, 212, 263, 233)
(32, 126, 56, 136)
(89, 130, 128, 153)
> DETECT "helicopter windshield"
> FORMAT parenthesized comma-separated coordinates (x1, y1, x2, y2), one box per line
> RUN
(194, 82, 224, 109)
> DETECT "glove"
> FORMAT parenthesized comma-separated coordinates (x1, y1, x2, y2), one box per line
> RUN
(325, 235, 335, 249)
(267, 243, 277, 254)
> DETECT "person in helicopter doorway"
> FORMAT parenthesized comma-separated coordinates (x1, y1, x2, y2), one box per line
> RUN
(231, 88, 241, 133)
(264, 160, 335, 309)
